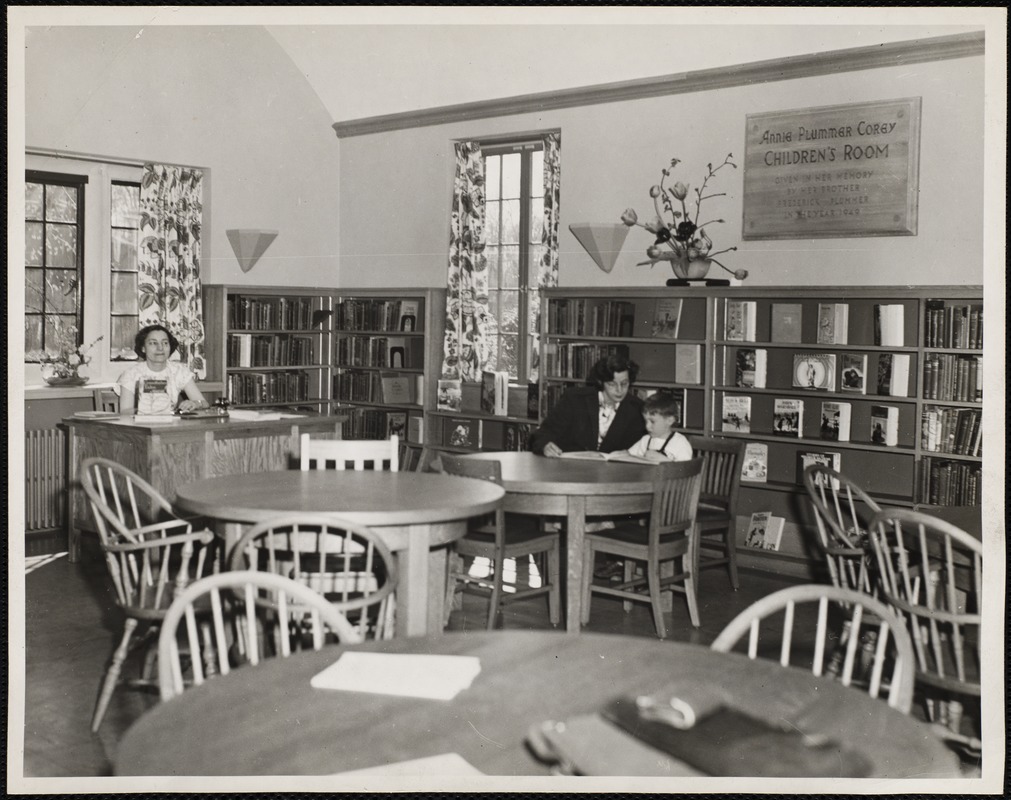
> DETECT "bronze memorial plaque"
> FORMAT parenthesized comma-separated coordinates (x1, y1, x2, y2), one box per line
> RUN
(743, 97, 921, 239)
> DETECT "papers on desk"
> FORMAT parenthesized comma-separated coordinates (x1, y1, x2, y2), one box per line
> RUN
(134, 414, 179, 424)
(331, 752, 483, 776)
(227, 409, 283, 421)
(311, 652, 481, 700)
(73, 410, 118, 419)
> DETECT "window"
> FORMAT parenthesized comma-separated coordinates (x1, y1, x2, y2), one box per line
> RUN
(482, 143, 545, 381)
(110, 181, 141, 359)
(24, 171, 86, 359)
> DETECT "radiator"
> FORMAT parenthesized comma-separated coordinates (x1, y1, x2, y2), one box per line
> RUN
(25, 428, 66, 531)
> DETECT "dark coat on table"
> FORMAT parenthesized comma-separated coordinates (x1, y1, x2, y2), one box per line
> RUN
(529, 385, 646, 454)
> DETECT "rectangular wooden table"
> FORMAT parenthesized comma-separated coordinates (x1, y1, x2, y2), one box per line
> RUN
(63, 413, 344, 561)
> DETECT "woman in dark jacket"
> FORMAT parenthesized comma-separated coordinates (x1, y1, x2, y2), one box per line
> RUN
(530, 353, 647, 457)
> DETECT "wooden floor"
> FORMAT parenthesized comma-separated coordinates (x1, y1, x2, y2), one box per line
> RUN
(18, 533, 814, 777)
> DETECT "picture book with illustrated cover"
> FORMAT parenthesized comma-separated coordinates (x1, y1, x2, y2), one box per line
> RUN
(380, 372, 414, 405)
(773, 398, 804, 437)
(674, 344, 703, 385)
(876, 353, 911, 397)
(820, 400, 852, 442)
(735, 348, 767, 389)
(725, 300, 756, 342)
(745, 511, 785, 551)
(445, 417, 478, 448)
(870, 405, 899, 447)
(839, 353, 868, 394)
(398, 300, 420, 332)
(437, 379, 462, 411)
(873, 304, 905, 347)
(797, 451, 841, 487)
(721, 395, 752, 433)
(386, 411, 408, 440)
(652, 298, 684, 338)
(740, 442, 768, 483)
(480, 370, 509, 416)
(816, 303, 849, 345)
(792, 353, 837, 391)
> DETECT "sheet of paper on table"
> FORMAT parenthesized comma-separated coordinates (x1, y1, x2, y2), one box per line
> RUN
(330, 752, 483, 776)
(311, 652, 481, 700)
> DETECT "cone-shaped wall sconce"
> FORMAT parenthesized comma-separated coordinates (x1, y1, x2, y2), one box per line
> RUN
(226, 229, 278, 273)
(568, 223, 629, 273)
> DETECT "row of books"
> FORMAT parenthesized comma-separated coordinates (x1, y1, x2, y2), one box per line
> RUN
(336, 299, 420, 333)
(546, 299, 637, 338)
(739, 443, 844, 487)
(226, 371, 312, 405)
(733, 350, 909, 397)
(543, 342, 630, 380)
(336, 335, 424, 369)
(721, 395, 899, 446)
(227, 333, 316, 368)
(441, 417, 534, 451)
(924, 301, 983, 350)
(227, 296, 323, 331)
(724, 300, 906, 346)
(920, 407, 982, 457)
(922, 353, 982, 402)
(918, 458, 982, 506)
(339, 407, 420, 441)
(436, 378, 539, 419)
(334, 370, 422, 406)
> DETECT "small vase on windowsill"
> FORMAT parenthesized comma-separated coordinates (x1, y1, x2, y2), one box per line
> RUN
(41, 364, 90, 387)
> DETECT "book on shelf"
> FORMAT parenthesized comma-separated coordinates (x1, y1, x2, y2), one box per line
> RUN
(735, 348, 767, 389)
(380, 371, 414, 405)
(480, 370, 509, 416)
(444, 417, 479, 448)
(820, 401, 852, 442)
(875, 353, 910, 397)
(386, 337, 408, 369)
(674, 344, 703, 385)
(816, 303, 849, 345)
(740, 442, 768, 483)
(386, 411, 408, 440)
(745, 511, 785, 552)
(870, 405, 899, 447)
(770, 303, 803, 343)
(772, 398, 804, 437)
(725, 300, 757, 342)
(503, 421, 534, 452)
(437, 379, 462, 412)
(839, 353, 868, 395)
(397, 300, 420, 332)
(791, 353, 837, 391)
(721, 395, 752, 433)
(873, 304, 905, 347)
(559, 450, 658, 465)
(797, 451, 842, 488)
(651, 298, 684, 338)
(407, 415, 424, 444)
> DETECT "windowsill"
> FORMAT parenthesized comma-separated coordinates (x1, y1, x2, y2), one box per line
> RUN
(24, 380, 223, 401)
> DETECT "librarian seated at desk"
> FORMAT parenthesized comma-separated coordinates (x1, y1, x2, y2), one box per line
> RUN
(530, 354, 647, 458)
(117, 324, 209, 416)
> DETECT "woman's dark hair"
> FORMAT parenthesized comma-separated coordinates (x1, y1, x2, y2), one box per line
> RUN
(585, 353, 640, 389)
(134, 324, 179, 358)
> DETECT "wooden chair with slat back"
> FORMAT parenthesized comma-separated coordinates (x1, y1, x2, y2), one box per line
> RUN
(802, 464, 882, 595)
(93, 387, 121, 413)
(80, 457, 216, 731)
(439, 454, 560, 630)
(711, 584, 916, 714)
(581, 457, 704, 639)
(687, 436, 745, 590)
(157, 571, 362, 701)
(300, 433, 399, 471)
(868, 507, 982, 753)
(229, 514, 398, 640)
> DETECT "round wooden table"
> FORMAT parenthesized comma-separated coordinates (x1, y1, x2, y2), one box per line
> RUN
(174, 470, 504, 637)
(462, 451, 656, 632)
(115, 630, 960, 779)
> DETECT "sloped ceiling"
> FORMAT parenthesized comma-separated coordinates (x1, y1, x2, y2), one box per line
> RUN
(265, 20, 980, 124)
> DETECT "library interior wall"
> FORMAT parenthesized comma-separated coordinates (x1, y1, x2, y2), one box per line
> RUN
(24, 25, 341, 288)
(338, 55, 985, 290)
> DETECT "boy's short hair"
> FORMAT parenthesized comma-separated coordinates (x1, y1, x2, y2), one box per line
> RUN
(643, 391, 682, 419)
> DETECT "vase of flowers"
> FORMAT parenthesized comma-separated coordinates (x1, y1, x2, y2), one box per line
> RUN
(621, 153, 747, 283)
(32, 319, 103, 387)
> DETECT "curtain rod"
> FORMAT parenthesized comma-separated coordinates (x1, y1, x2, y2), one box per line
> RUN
(25, 146, 207, 171)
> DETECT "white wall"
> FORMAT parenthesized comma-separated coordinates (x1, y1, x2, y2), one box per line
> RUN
(338, 55, 985, 289)
(25, 25, 341, 287)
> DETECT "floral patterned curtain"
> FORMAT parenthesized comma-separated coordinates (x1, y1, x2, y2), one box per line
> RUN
(138, 164, 206, 377)
(528, 132, 561, 382)
(441, 141, 491, 381)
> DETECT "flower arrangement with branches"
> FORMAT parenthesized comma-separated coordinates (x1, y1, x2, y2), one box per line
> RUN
(621, 153, 747, 280)
(28, 316, 103, 379)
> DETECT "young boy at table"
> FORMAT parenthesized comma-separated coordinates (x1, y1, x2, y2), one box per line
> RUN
(618, 391, 694, 462)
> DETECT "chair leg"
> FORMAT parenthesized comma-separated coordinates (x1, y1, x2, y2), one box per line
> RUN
(683, 552, 701, 628)
(580, 542, 594, 626)
(485, 558, 502, 631)
(646, 558, 667, 639)
(91, 617, 138, 733)
(546, 546, 561, 626)
(726, 529, 740, 590)
(622, 560, 635, 612)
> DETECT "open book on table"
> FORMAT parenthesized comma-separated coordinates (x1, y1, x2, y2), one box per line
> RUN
(560, 451, 656, 465)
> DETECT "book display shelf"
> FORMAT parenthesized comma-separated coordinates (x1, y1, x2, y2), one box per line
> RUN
(428, 376, 540, 455)
(541, 285, 983, 578)
(331, 289, 444, 441)
(203, 285, 333, 414)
